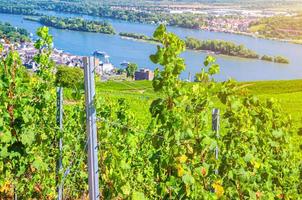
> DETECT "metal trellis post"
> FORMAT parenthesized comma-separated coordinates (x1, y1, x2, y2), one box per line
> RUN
(212, 108, 220, 175)
(56, 87, 63, 200)
(83, 57, 100, 200)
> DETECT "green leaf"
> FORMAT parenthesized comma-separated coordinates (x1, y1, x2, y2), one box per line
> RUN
(32, 157, 47, 170)
(208, 64, 220, 75)
(204, 56, 216, 67)
(153, 24, 166, 39)
(0, 146, 9, 158)
(182, 174, 195, 185)
(1, 131, 12, 143)
(132, 191, 146, 200)
(121, 183, 131, 196)
(243, 153, 253, 162)
(21, 130, 35, 146)
(272, 130, 284, 138)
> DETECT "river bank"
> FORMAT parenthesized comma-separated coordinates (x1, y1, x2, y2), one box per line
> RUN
(119, 32, 290, 64)
(24, 16, 116, 35)
(26, 8, 302, 46)
(1, 12, 301, 81)
(198, 27, 302, 45)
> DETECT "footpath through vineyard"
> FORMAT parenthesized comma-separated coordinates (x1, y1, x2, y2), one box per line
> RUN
(0, 25, 301, 199)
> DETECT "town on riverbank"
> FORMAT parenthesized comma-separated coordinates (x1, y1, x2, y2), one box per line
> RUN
(0, 0, 301, 82)
(1, 0, 302, 44)
(0, 40, 82, 69)
(0, 39, 155, 82)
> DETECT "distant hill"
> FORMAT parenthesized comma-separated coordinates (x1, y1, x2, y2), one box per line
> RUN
(100, 0, 301, 3)
(99, 0, 302, 8)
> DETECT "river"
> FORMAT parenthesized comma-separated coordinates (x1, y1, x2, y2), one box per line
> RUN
(1, 12, 302, 81)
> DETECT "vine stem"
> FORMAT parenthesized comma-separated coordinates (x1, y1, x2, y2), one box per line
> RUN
(236, 180, 244, 200)
(202, 177, 206, 190)
(6, 47, 18, 139)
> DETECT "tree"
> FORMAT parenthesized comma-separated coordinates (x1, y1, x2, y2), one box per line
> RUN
(126, 63, 138, 80)
(55, 66, 83, 89)
(274, 56, 290, 64)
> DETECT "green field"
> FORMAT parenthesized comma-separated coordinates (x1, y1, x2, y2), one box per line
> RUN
(95, 81, 155, 124)
(95, 79, 302, 131)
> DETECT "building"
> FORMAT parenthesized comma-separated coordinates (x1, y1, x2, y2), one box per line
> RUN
(93, 51, 114, 75)
(0, 40, 83, 68)
(135, 68, 154, 81)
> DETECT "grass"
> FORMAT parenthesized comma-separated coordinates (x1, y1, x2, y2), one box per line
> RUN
(95, 81, 156, 124)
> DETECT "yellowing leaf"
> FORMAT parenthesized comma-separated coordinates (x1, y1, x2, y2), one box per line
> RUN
(187, 145, 193, 154)
(178, 155, 187, 163)
(0, 180, 11, 193)
(252, 160, 261, 169)
(177, 164, 185, 177)
(212, 181, 224, 198)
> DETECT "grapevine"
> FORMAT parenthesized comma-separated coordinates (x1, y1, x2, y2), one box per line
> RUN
(0, 25, 301, 199)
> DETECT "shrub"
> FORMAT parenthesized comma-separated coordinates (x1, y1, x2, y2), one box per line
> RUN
(55, 66, 84, 89)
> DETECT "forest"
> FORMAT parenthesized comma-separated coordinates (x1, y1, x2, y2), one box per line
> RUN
(37, 2, 205, 29)
(0, 4, 41, 16)
(0, 22, 29, 42)
(1, 0, 302, 41)
(0, 0, 206, 30)
(185, 37, 259, 59)
(31, 16, 116, 35)
(185, 37, 289, 63)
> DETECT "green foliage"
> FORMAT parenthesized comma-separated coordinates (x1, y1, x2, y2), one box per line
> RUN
(55, 66, 84, 99)
(261, 55, 273, 62)
(186, 37, 260, 59)
(249, 14, 302, 41)
(119, 32, 159, 42)
(274, 56, 290, 64)
(185, 37, 290, 62)
(125, 63, 138, 79)
(0, 26, 87, 199)
(9, 0, 205, 29)
(56, 66, 83, 88)
(150, 24, 186, 93)
(0, 26, 57, 198)
(96, 25, 301, 199)
(195, 55, 220, 82)
(0, 2, 41, 16)
(37, 16, 116, 34)
(0, 22, 30, 42)
(0, 24, 301, 199)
